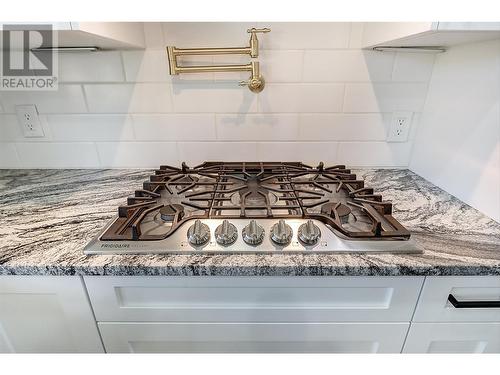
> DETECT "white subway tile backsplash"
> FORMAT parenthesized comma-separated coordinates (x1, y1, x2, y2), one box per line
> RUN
(348, 23, 364, 49)
(0, 23, 439, 170)
(132, 114, 216, 141)
(0, 114, 52, 142)
(303, 50, 394, 82)
(259, 50, 303, 82)
(16, 142, 100, 168)
(0, 92, 32, 114)
(257, 142, 338, 164)
(392, 53, 435, 82)
(0, 143, 20, 168)
(178, 142, 257, 165)
(259, 84, 344, 113)
(172, 82, 258, 113)
(343, 83, 428, 112)
(84, 83, 172, 113)
(122, 50, 170, 82)
(47, 114, 134, 141)
(0, 115, 20, 141)
(57, 52, 124, 82)
(211, 51, 303, 83)
(299, 113, 389, 141)
(216, 114, 299, 141)
(144, 23, 166, 49)
(259, 22, 351, 50)
(409, 112, 420, 141)
(338, 142, 412, 167)
(96, 142, 178, 167)
(0, 85, 87, 113)
(211, 54, 249, 81)
(163, 22, 255, 48)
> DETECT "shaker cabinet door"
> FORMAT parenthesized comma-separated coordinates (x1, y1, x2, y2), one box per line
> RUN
(85, 276, 423, 323)
(0, 276, 103, 353)
(99, 322, 410, 353)
(403, 323, 500, 353)
(413, 276, 500, 322)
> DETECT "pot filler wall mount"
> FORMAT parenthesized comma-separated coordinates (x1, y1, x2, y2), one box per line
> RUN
(167, 27, 271, 93)
(84, 162, 422, 255)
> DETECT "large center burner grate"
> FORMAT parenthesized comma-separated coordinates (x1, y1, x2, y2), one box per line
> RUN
(101, 162, 410, 241)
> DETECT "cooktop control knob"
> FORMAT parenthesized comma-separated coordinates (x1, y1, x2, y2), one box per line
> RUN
(215, 219, 238, 246)
(187, 219, 210, 246)
(298, 220, 321, 245)
(242, 220, 265, 245)
(270, 219, 293, 245)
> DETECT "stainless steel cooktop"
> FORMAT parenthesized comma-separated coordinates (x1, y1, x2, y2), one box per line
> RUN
(84, 162, 422, 254)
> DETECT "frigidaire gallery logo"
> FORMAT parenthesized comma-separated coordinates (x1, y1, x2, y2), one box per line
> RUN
(1, 24, 58, 90)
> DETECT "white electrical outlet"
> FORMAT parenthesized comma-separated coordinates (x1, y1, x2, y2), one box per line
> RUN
(16, 105, 45, 138)
(387, 112, 412, 142)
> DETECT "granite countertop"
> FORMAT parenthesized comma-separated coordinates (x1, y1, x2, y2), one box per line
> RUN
(0, 168, 499, 276)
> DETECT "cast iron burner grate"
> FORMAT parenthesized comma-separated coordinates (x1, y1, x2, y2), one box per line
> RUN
(101, 162, 410, 241)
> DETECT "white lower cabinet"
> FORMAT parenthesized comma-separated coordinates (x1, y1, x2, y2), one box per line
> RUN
(413, 276, 500, 322)
(0, 276, 103, 353)
(405, 276, 500, 353)
(84, 276, 423, 322)
(403, 323, 500, 353)
(99, 322, 410, 353)
(85, 276, 422, 353)
(5, 274, 499, 353)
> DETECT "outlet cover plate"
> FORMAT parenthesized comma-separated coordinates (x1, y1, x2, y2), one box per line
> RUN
(387, 111, 412, 142)
(16, 104, 45, 138)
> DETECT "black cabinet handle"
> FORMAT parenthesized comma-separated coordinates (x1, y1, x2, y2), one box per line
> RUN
(448, 294, 500, 308)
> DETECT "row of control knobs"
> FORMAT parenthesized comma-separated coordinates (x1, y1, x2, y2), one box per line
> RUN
(187, 219, 321, 247)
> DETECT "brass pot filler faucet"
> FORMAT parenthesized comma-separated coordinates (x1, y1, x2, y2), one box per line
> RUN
(166, 27, 271, 93)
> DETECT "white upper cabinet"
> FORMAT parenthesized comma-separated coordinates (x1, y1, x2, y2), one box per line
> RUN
(362, 22, 500, 49)
(0, 22, 145, 50)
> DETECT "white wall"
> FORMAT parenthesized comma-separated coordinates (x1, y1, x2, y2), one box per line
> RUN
(410, 38, 500, 222)
(0, 22, 434, 168)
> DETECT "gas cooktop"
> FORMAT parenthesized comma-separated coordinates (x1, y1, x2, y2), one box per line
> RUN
(84, 162, 422, 254)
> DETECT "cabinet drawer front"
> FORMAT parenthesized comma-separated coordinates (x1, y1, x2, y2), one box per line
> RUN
(413, 276, 500, 322)
(84, 276, 423, 322)
(99, 322, 409, 353)
(404, 323, 500, 353)
(0, 276, 103, 353)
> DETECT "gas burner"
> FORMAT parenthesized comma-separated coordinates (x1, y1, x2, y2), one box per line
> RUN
(321, 202, 352, 224)
(159, 204, 184, 222)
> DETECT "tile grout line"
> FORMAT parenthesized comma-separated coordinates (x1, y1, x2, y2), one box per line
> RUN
(62, 80, 432, 85)
(118, 50, 128, 82)
(341, 82, 348, 112)
(0, 111, 420, 116)
(12, 142, 23, 168)
(80, 84, 90, 113)
(93, 141, 103, 168)
(213, 113, 218, 140)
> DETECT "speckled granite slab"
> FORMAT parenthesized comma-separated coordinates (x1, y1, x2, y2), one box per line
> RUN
(0, 168, 499, 276)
